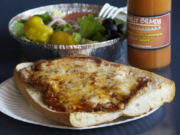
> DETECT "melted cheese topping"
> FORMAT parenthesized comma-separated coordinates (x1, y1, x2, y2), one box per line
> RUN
(25, 57, 149, 112)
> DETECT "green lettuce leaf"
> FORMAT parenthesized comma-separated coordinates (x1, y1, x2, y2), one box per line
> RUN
(51, 24, 62, 31)
(35, 12, 51, 24)
(62, 24, 75, 33)
(92, 32, 107, 42)
(72, 32, 81, 44)
(52, 24, 75, 33)
(78, 14, 105, 40)
(80, 38, 98, 44)
(13, 19, 25, 37)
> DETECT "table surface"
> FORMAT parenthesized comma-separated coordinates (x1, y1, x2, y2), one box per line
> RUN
(1, 0, 180, 135)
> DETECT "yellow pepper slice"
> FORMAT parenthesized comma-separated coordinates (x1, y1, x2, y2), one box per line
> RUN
(50, 31, 77, 45)
(24, 16, 53, 43)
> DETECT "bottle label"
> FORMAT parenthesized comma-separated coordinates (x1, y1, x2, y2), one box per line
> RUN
(127, 12, 171, 49)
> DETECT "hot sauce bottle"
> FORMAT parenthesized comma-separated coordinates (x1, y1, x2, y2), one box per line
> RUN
(127, 0, 171, 70)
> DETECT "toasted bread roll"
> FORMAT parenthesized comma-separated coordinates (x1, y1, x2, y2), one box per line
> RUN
(14, 56, 175, 127)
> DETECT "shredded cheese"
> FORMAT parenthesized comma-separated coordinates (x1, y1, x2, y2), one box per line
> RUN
(26, 58, 147, 112)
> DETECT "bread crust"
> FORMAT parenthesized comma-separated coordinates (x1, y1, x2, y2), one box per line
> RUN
(13, 55, 175, 127)
(121, 65, 175, 116)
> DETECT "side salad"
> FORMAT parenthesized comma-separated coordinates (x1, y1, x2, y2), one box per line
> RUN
(13, 11, 126, 45)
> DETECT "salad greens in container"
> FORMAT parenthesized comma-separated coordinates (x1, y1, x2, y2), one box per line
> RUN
(9, 3, 127, 62)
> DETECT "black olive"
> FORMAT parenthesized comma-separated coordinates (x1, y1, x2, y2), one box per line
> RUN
(117, 24, 124, 31)
(102, 18, 116, 27)
(117, 24, 126, 34)
(110, 24, 118, 32)
(103, 24, 118, 33)
(111, 32, 122, 39)
(102, 30, 111, 40)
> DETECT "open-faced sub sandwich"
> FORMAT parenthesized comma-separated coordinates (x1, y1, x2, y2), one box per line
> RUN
(14, 55, 175, 128)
